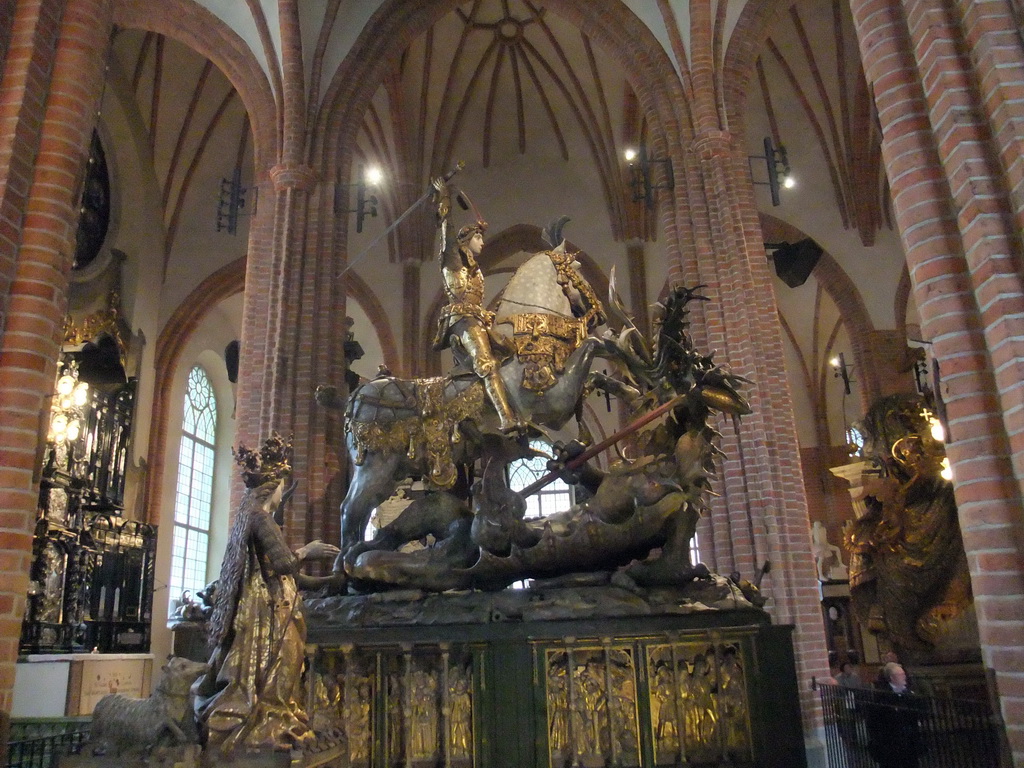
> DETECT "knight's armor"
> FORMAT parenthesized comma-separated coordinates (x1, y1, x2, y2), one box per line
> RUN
(431, 192, 522, 433)
(435, 252, 494, 340)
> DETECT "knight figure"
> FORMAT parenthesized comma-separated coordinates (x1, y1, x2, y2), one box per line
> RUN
(431, 178, 524, 434)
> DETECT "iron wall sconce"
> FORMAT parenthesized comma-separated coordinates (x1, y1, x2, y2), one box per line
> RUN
(749, 136, 793, 206)
(830, 352, 854, 395)
(336, 165, 381, 234)
(625, 145, 674, 209)
(216, 167, 257, 235)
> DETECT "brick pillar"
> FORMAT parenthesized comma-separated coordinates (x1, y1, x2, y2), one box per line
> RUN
(624, 240, 650, 338)
(849, 0, 1024, 759)
(684, 128, 830, 738)
(0, 0, 111, 712)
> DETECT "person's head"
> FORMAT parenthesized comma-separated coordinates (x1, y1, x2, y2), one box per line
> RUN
(841, 661, 856, 676)
(457, 221, 487, 256)
(882, 662, 907, 693)
(234, 433, 293, 516)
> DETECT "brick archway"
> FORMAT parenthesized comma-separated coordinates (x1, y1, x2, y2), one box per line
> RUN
(112, 0, 278, 171)
(759, 214, 879, 407)
(720, 0, 790, 136)
(345, 270, 400, 374)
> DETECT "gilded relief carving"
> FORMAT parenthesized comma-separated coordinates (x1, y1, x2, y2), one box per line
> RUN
(683, 650, 718, 758)
(545, 647, 638, 768)
(646, 643, 751, 765)
(330, 651, 475, 767)
(344, 678, 372, 766)
(448, 664, 473, 762)
(410, 666, 439, 759)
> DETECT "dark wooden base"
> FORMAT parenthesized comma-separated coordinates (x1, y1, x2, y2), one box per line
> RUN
(304, 585, 807, 768)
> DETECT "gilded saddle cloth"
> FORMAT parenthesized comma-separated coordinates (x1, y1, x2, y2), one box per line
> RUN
(349, 376, 485, 489)
(507, 312, 586, 391)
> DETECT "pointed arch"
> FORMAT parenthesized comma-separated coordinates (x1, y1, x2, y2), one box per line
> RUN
(144, 256, 246, 526)
(113, 0, 278, 170)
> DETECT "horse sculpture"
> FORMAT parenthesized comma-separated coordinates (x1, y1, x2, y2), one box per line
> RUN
(328, 244, 605, 564)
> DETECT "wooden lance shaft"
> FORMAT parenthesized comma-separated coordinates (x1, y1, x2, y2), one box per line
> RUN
(519, 393, 687, 498)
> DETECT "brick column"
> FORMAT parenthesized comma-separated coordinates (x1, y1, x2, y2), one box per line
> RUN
(0, 0, 111, 712)
(850, 0, 1024, 758)
(683, 129, 830, 737)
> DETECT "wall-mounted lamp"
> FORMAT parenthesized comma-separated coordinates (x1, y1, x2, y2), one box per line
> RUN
(748, 136, 794, 206)
(216, 166, 257, 235)
(49, 361, 89, 444)
(624, 145, 674, 209)
(830, 352, 854, 396)
(336, 165, 381, 233)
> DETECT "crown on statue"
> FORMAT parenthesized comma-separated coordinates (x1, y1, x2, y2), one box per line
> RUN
(233, 432, 292, 489)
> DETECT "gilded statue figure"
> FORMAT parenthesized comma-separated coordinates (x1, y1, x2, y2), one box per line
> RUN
(608, 657, 638, 756)
(410, 668, 439, 758)
(573, 662, 608, 759)
(448, 668, 473, 759)
(652, 666, 679, 760)
(193, 434, 340, 754)
(846, 394, 977, 661)
(718, 647, 749, 753)
(682, 653, 717, 753)
(547, 662, 571, 762)
(431, 178, 524, 433)
(344, 679, 372, 765)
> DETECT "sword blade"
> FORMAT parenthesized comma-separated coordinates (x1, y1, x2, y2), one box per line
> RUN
(337, 161, 465, 279)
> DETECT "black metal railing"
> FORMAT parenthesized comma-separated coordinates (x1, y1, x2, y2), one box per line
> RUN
(818, 683, 1004, 768)
(6, 718, 90, 768)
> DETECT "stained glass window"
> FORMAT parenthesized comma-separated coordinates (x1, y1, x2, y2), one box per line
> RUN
(169, 366, 217, 602)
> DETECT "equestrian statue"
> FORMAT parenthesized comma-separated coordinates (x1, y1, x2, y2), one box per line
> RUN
(318, 175, 751, 592)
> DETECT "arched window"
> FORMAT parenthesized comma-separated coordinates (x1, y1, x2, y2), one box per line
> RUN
(507, 439, 575, 517)
(169, 366, 217, 600)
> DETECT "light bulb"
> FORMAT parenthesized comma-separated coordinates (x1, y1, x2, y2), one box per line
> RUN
(364, 166, 383, 186)
(56, 375, 75, 396)
(782, 175, 796, 189)
(60, 396, 73, 410)
(624, 148, 638, 162)
(66, 421, 80, 441)
(930, 418, 945, 443)
(940, 457, 952, 481)
(73, 383, 89, 406)
(830, 356, 841, 368)
(51, 413, 68, 435)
